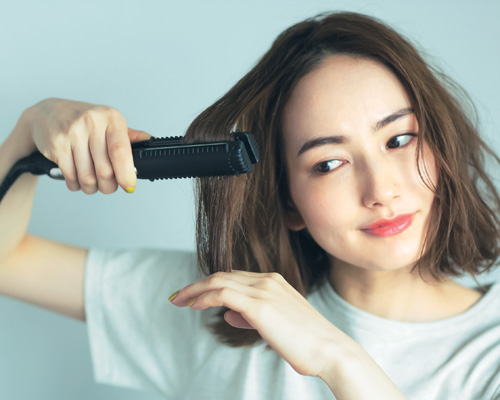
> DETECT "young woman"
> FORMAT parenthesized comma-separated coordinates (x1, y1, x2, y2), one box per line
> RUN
(1, 12, 499, 400)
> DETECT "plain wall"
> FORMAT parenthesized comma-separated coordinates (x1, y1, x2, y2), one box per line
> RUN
(0, 0, 499, 399)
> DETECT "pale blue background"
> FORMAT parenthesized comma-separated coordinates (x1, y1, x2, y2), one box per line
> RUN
(0, 0, 499, 399)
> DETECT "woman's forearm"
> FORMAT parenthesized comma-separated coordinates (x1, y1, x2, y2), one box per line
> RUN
(319, 339, 407, 400)
(0, 107, 38, 260)
(169, 269, 407, 399)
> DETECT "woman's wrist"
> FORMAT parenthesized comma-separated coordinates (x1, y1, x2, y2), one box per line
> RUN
(1, 108, 34, 182)
(316, 332, 360, 384)
(318, 336, 406, 400)
(6, 106, 37, 160)
(15, 106, 37, 155)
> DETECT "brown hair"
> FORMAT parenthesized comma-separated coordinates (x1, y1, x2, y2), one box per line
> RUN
(184, 11, 500, 346)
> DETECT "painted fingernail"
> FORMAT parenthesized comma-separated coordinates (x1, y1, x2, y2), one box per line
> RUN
(168, 290, 179, 302)
(123, 186, 135, 193)
(188, 297, 197, 308)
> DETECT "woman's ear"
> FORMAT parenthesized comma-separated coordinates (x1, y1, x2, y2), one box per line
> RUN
(286, 208, 306, 231)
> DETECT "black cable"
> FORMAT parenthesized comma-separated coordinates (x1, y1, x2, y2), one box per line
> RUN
(0, 161, 28, 202)
(0, 153, 58, 203)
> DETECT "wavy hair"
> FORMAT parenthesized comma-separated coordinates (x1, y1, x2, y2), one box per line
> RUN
(183, 11, 500, 346)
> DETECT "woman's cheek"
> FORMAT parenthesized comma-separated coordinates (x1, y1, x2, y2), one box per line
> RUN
(302, 190, 351, 236)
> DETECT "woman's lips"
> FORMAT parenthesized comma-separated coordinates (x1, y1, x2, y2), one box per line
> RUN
(361, 213, 415, 237)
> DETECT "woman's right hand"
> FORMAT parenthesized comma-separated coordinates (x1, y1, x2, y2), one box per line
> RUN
(24, 98, 151, 194)
(0, 98, 149, 319)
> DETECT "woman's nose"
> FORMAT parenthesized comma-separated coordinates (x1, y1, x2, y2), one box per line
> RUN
(360, 161, 402, 208)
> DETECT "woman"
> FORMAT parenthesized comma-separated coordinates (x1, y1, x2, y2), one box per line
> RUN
(1, 12, 499, 400)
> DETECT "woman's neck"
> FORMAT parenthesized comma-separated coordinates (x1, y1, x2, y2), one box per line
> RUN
(329, 258, 482, 322)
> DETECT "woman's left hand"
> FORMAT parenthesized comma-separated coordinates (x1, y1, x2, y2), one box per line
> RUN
(169, 270, 353, 378)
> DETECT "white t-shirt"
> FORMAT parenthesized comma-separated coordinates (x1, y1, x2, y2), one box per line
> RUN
(84, 248, 500, 399)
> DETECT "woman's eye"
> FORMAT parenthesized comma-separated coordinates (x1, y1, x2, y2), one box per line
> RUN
(313, 159, 343, 174)
(386, 133, 416, 149)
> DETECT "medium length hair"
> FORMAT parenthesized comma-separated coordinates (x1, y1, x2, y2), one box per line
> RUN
(184, 12, 500, 346)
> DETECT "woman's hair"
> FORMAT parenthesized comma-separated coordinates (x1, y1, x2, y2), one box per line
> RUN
(184, 11, 500, 346)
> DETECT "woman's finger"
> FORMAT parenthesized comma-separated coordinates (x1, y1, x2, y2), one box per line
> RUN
(171, 271, 287, 306)
(54, 146, 80, 192)
(106, 112, 136, 192)
(226, 270, 307, 303)
(89, 128, 118, 194)
(224, 310, 254, 330)
(188, 286, 255, 315)
(172, 275, 261, 307)
(71, 130, 97, 194)
(128, 128, 152, 143)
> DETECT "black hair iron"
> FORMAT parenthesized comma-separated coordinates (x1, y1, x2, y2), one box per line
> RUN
(0, 131, 259, 202)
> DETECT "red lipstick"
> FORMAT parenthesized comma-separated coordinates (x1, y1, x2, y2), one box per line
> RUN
(361, 214, 415, 237)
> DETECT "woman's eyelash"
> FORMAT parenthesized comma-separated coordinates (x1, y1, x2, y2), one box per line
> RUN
(386, 133, 417, 149)
(313, 159, 344, 174)
(311, 133, 417, 175)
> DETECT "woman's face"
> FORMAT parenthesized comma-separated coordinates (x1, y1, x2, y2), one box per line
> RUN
(283, 55, 437, 272)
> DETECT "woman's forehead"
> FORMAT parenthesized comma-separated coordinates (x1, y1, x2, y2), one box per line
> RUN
(282, 55, 413, 145)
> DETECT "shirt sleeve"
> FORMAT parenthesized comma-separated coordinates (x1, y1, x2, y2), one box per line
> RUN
(84, 247, 203, 398)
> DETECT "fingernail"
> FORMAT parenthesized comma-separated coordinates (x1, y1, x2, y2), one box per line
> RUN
(168, 290, 179, 302)
(123, 186, 135, 193)
(223, 310, 229, 321)
(188, 297, 197, 308)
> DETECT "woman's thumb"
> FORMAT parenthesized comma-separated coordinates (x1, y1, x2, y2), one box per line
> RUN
(128, 128, 152, 143)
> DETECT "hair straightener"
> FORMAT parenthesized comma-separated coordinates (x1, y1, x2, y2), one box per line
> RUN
(0, 131, 259, 203)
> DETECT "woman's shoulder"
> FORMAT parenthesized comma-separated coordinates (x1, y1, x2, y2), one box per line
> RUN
(479, 279, 500, 309)
(88, 246, 196, 262)
(88, 246, 196, 267)
(86, 247, 200, 290)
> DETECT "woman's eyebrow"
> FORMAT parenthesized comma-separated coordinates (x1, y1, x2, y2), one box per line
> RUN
(374, 107, 414, 131)
(297, 107, 414, 156)
(297, 135, 347, 156)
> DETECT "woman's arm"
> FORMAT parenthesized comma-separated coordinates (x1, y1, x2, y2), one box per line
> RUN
(170, 271, 407, 399)
(0, 99, 149, 321)
(319, 342, 406, 399)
